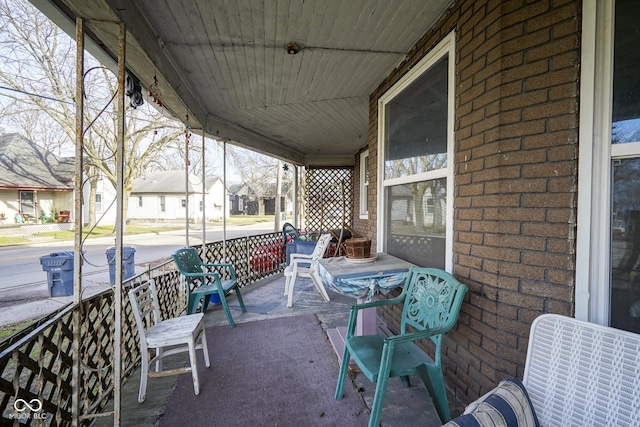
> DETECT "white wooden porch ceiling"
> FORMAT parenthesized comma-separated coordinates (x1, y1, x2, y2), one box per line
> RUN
(33, 0, 454, 166)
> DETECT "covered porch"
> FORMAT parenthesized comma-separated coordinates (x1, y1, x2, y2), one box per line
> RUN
(92, 274, 453, 426)
(7, 0, 634, 424)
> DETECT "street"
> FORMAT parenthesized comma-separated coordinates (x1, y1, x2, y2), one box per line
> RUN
(0, 222, 275, 325)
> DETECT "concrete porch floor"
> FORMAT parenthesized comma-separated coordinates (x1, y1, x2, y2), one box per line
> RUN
(96, 273, 462, 426)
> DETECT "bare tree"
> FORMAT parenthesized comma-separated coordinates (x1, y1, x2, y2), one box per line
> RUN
(227, 145, 290, 221)
(0, 0, 185, 229)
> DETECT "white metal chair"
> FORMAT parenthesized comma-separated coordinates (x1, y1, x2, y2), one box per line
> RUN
(128, 279, 210, 403)
(283, 233, 332, 307)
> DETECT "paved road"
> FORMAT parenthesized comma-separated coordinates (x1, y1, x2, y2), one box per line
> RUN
(0, 222, 276, 326)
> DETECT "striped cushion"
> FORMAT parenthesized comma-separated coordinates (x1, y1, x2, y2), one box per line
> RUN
(443, 377, 540, 427)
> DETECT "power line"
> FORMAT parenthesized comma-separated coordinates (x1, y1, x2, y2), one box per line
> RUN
(0, 85, 183, 128)
(0, 85, 74, 105)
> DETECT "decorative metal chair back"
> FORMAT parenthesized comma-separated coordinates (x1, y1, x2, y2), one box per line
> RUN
(400, 267, 467, 365)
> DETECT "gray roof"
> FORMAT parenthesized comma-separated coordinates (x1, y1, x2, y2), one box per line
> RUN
(131, 170, 221, 194)
(0, 133, 74, 190)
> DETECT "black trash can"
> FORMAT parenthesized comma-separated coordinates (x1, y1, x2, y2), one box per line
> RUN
(40, 252, 76, 297)
(106, 246, 137, 285)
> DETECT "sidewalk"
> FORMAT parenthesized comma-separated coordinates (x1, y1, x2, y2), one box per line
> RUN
(0, 221, 278, 328)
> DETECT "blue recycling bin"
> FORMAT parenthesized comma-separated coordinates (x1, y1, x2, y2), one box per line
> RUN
(39, 251, 78, 297)
(106, 246, 136, 285)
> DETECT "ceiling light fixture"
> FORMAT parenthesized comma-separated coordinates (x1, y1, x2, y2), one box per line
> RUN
(286, 43, 300, 55)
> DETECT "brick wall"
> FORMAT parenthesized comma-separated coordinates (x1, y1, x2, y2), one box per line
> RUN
(365, 0, 581, 408)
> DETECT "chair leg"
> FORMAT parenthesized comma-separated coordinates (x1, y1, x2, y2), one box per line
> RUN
(287, 275, 297, 308)
(235, 287, 247, 312)
(334, 344, 352, 400)
(201, 294, 210, 313)
(368, 371, 393, 427)
(310, 271, 330, 301)
(156, 347, 163, 372)
(400, 376, 411, 387)
(416, 364, 451, 424)
(187, 294, 199, 315)
(219, 294, 236, 328)
(199, 326, 211, 368)
(138, 349, 150, 403)
(284, 274, 290, 296)
(188, 339, 200, 395)
(367, 344, 395, 427)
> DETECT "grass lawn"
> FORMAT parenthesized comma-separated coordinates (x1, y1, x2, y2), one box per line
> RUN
(0, 215, 279, 246)
(211, 215, 276, 226)
(32, 224, 185, 240)
(0, 319, 37, 341)
(0, 236, 30, 246)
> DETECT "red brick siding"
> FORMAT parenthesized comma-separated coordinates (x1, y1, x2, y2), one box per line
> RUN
(365, 0, 581, 410)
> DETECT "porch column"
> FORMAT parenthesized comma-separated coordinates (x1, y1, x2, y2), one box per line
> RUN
(72, 16, 84, 427)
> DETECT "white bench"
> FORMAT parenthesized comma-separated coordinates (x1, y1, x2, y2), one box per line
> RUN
(523, 314, 640, 426)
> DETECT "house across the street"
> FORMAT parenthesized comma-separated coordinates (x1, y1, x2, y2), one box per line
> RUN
(128, 170, 228, 222)
(0, 133, 74, 224)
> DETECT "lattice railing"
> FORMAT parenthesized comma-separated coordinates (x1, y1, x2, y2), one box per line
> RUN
(0, 232, 285, 425)
(305, 168, 353, 232)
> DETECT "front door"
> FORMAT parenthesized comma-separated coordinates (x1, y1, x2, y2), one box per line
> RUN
(19, 191, 35, 216)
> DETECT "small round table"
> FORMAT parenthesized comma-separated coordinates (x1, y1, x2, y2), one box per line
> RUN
(318, 253, 415, 363)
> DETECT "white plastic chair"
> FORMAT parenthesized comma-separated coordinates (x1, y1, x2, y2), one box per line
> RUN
(523, 313, 640, 426)
(283, 233, 332, 307)
(128, 279, 210, 403)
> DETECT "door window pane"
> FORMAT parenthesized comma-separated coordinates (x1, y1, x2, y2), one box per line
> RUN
(611, 0, 640, 144)
(609, 0, 640, 333)
(611, 158, 640, 334)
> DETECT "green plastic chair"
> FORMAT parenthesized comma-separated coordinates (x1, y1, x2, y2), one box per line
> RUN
(334, 267, 468, 426)
(171, 248, 246, 328)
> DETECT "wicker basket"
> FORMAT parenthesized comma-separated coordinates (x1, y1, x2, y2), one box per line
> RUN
(345, 238, 372, 259)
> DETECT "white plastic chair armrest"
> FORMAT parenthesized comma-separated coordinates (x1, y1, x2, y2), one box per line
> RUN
(289, 253, 313, 262)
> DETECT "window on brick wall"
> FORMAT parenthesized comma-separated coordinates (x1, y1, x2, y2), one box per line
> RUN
(578, 0, 640, 334)
(360, 150, 369, 219)
(377, 32, 455, 270)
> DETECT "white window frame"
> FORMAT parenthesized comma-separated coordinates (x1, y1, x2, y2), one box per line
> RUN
(576, 0, 637, 325)
(360, 150, 369, 219)
(376, 31, 456, 272)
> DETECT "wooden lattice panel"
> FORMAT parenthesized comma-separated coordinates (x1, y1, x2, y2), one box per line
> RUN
(0, 267, 184, 426)
(0, 232, 286, 425)
(304, 168, 353, 233)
